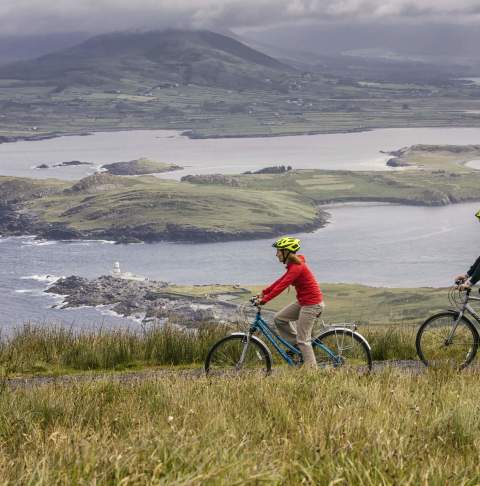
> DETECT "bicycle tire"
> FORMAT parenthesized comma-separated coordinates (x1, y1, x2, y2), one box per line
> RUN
(313, 329, 372, 372)
(416, 311, 479, 369)
(205, 334, 272, 376)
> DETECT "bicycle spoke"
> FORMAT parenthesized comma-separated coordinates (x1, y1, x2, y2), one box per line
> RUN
(417, 313, 478, 369)
(205, 335, 271, 376)
(313, 329, 372, 372)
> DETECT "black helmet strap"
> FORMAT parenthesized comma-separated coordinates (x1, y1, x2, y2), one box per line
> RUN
(282, 249, 291, 264)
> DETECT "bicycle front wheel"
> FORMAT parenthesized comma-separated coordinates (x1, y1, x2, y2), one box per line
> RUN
(313, 329, 372, 372)
(205, 334, 272, 377)
(416, 311, 479, 369)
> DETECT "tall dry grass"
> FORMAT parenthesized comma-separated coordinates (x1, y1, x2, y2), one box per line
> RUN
(0, 323, 419, 376)
(0, 324, 229, 375)
(1, 368, 480, 484)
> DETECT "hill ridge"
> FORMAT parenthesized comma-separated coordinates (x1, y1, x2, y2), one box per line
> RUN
(0, 29, 292, 90)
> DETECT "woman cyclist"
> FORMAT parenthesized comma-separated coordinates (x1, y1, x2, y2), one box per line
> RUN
(256, 236, 324, 368)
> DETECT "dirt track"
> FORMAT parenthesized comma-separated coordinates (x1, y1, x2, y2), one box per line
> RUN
(4, 361, 430, 389)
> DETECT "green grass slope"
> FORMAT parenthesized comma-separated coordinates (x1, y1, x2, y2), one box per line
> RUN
(24, 173, 321, 241)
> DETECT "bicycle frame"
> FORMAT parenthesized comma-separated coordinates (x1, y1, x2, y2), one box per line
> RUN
(247, 306, 340, 366)
(449, 289, 480, 342)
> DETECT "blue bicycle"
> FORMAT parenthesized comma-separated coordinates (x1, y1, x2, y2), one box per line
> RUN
(205, 298, 372, 375)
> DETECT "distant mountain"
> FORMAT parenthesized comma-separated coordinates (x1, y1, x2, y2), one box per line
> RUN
(0, 30, 292, 90)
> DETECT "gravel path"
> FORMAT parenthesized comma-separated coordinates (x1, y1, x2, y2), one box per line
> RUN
(3, 361, 429, 389)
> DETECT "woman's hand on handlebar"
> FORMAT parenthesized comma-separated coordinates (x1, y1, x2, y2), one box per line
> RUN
(250, 295, 264, 306)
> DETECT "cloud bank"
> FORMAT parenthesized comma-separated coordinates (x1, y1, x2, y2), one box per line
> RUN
(1, 0, 480, 36)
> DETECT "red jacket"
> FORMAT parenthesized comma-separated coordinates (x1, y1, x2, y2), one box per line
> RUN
(261, 255, 323, 306)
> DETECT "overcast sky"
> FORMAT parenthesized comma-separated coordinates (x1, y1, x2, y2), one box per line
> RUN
(1, 0, 480, 36)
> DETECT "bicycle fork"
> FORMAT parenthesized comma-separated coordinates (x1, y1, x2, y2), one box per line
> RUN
(236, 333, 252, 370)
(445, 310, 466, 346)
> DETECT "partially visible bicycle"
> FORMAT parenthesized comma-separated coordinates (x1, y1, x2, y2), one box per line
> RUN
(416, 285, 480, 369)
(205, 298, 372, 376)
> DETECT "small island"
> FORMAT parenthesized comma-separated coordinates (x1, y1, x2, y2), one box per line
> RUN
(101, 157, 182, 175)
(35, 161, 93, 169)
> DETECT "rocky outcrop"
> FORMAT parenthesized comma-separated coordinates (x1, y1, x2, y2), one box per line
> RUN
(0, 204, 38, 235)
(35, 161, 92, 169)
(54, 160, 92, 167)
(46, 275, 249, 326)
(386, 157, 410, 167)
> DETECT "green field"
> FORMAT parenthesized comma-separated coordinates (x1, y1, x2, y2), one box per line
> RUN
(2, 83, 480, 141)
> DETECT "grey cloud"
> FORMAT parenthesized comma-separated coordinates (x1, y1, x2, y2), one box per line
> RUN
(1, 0, 480, 36)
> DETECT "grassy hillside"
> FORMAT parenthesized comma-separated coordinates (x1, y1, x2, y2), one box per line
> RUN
(251, 169, 480, 205)
(21, 172, 321, 241)
(2, 369, 480, 483)
(238, 283, 449, 326)
(162, 281, 449, 327)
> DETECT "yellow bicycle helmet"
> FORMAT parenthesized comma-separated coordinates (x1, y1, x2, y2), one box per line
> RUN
(476, 209, 480, 220)
(272, 236, 301, 252)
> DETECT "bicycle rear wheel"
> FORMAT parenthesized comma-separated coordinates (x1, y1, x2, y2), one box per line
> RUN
(416, 311, 479, 369)
(313, 329, 372, 372)
(205, 334, 272, 377)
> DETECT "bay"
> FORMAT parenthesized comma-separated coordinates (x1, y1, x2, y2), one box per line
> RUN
(1, 202, 479, 330)
(2, 127, 480, 180)
(1, 126, 480, 330)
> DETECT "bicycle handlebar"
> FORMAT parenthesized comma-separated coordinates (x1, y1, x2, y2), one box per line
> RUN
(249, 296, 260, 306)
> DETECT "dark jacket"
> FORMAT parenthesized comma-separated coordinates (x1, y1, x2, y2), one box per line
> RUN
(468, 256, 480, 285)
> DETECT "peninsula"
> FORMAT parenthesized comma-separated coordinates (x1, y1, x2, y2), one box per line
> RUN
(1, 144, 480, 243)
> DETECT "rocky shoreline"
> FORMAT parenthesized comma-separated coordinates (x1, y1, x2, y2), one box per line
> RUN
(46, 275, 255, 327)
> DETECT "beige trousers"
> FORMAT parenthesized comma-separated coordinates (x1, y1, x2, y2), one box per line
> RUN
(274, 301, 325, 368)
